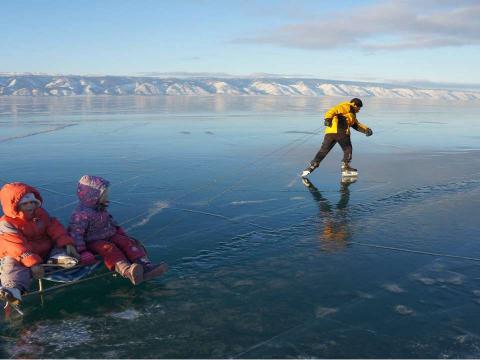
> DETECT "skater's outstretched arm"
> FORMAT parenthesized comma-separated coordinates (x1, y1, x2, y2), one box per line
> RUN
(351, 121, 372, 136)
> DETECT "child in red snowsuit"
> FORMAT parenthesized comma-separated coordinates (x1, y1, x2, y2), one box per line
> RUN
(68, 175, 167, 285)
(0, 182, 79, 304)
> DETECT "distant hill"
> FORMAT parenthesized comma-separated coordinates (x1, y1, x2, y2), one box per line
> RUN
(1, 74, 479, 100)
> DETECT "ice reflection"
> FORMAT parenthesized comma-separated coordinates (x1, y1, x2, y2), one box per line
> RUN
(302, 178, 356, 252)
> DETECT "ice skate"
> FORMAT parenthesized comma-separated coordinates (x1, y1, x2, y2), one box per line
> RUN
(341, 162, 358, 177)
(301, 163, 318, 178)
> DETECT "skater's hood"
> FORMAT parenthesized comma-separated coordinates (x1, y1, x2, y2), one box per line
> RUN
(76, 175, 110, 208)
(0, 182, 43, 218)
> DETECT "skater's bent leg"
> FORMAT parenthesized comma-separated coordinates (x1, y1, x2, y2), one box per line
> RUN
(312, 135, 337, 167)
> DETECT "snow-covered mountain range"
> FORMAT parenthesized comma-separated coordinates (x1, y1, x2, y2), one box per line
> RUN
(1, 74, 479, 100)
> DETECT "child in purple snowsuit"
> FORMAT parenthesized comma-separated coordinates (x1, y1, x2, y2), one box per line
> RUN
(68, 175, 167, 285)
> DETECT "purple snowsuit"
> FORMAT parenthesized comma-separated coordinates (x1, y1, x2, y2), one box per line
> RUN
(69, 175, 117, 252)
(68, 175, 146, 270)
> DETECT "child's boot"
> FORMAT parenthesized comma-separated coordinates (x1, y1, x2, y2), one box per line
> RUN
(136, 257, 168, 281)
(144, 263, 168, 281)
(0, 286, 22, 306)
(114, 260, 143, 285)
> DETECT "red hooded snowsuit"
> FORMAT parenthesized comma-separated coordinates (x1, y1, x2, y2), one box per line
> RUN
(0, 182, 74, 267)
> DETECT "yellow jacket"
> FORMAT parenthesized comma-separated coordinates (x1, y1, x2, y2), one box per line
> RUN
(324, 101, 369, 135)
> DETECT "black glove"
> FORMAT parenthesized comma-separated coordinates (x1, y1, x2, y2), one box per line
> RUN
(365, 128, 373, 137)
(324, 118, 332, 127)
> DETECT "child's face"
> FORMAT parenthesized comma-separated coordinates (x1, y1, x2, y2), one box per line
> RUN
(99, 188, 110, 205)
(19, 201, 39, 216)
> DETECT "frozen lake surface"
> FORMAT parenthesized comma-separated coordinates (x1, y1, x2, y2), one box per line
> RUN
(1, 96, 480, 358)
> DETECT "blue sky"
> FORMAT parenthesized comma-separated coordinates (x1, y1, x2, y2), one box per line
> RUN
(2, 0, 479, 87)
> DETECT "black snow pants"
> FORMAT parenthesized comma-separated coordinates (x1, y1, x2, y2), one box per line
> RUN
(311, 133, 352, 166)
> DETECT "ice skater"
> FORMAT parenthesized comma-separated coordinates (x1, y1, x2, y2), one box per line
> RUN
(302, 98, 373, 178)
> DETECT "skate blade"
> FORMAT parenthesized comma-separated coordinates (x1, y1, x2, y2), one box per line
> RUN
(341, 170, 358, 177)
